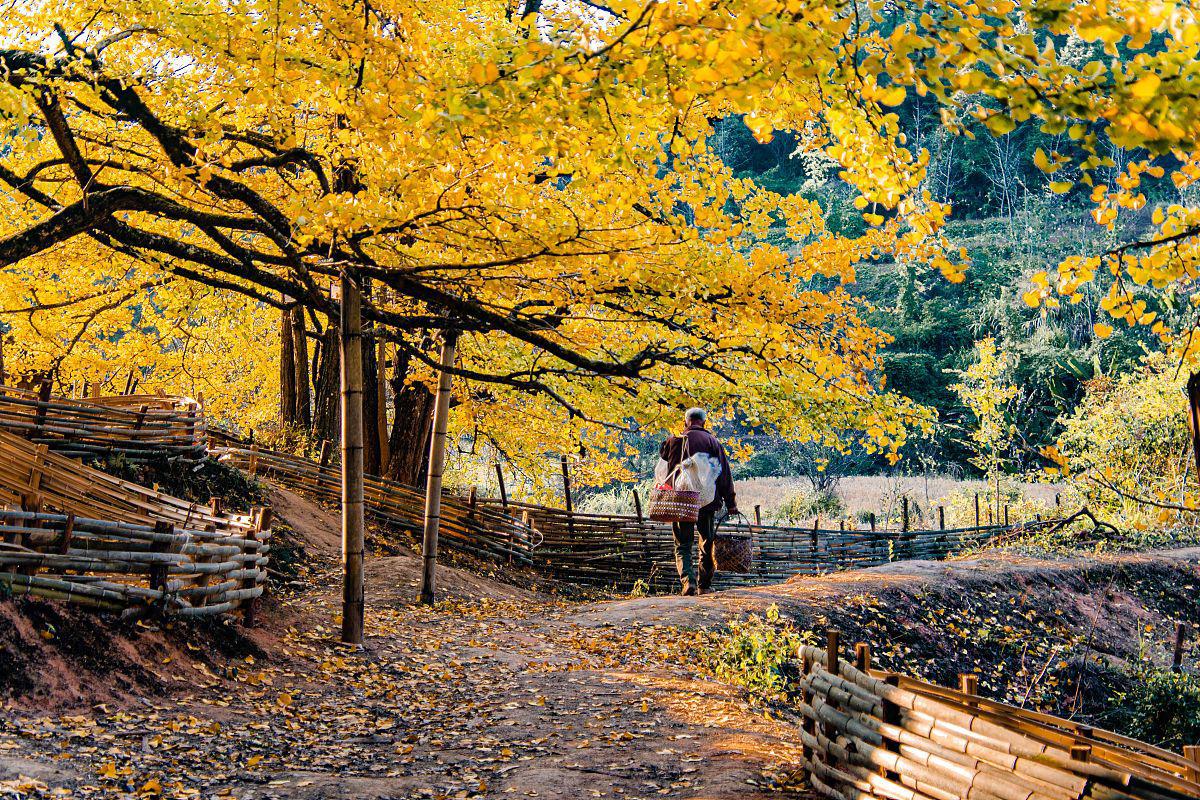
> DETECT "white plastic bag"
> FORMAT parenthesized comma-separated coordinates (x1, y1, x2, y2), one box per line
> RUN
(676, 453, 720, 507)
(653, 457, 672, 487)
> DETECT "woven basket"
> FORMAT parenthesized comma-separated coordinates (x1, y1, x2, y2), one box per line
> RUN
(714, 531, 753, 573)
(647, 485, 700, 523)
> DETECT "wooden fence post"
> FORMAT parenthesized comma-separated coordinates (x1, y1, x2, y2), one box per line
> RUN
(974, 493, 980, 528)
(1174, 622, 1189, 673)
(494, 463, 508, 509)
(938, 505, 945, 530)
(754, 505, 762, 526)
(33, 379, 51, 437)
(632, 490, 643, 523)
(882, 674, 901, 777)
(1004, 504, 1010, 526)
(419, 330, 458, 606)
(339, 275, 366, 643)
(801, 652, 815, 762)
(1184, 746, 1200, 782)
(854, 642, 870, 672)
(1188, 373, 1200, 492)
(561, 455, 574, 535)
(901, 496, 909, 532)
(824, 630, 841, 739)
(869, 512, 876, 532)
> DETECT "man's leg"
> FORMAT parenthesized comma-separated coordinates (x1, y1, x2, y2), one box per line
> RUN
(672, 520, 697, 595)
(697, 511, 717, 593)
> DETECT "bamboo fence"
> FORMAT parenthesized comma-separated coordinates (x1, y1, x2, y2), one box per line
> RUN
(0, 427, 268, 617)
(214, 443, 1055, 592)
(474, 498, 1056, 591)
(215, 446, 538, 566)
(0, 383, 206, 463)
(795, 637, 1200, 800)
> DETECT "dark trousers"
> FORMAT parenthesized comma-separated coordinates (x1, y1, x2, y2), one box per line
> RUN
(672, 509, 716, 595)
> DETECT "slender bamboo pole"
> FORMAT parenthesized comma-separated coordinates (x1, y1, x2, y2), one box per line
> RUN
(495, 462, 508, 508)
(339, 275, 366, 645)
(419, 330, 458, 606)
(561, 455, 574, 536)
(376, 339, 390, 469)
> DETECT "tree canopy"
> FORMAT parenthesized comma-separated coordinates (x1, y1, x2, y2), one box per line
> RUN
(2, 0, 1198, 486)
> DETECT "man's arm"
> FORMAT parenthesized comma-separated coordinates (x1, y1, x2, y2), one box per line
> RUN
(716, 443, 736, 512)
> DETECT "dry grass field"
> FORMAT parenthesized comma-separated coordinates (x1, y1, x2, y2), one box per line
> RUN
(735, 475, 1064, 527)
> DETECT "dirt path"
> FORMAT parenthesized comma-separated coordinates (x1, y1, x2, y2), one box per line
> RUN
(3, 486, 1199, 800)
(0, 487, 809, 800)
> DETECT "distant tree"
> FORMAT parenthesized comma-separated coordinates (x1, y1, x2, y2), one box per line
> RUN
(950, 339, 1018, 521)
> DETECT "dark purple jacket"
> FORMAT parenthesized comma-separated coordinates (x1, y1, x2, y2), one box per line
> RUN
(659, 424, 736, 514)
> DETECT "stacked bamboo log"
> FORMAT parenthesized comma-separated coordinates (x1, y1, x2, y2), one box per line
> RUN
(0, 383, 206, 463)
(215, 445, 537, 566)
(0, 427, 267, 617)
(795, 640, 1200, 800)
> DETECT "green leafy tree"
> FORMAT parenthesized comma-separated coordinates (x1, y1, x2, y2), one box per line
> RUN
(950, 339, 1018, 522)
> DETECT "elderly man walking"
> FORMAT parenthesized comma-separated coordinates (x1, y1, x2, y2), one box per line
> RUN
(658, 408, 737, 595)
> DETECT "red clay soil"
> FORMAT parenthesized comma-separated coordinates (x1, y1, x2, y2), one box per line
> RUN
(2, 482, 1198, 799)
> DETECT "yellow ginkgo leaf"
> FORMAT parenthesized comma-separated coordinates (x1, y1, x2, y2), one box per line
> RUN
(1093, 323, 1114, 338)
(1129, 73, 1160, 99)
(984, 114, 1016, 135)
(1049, 181, 1073, 194)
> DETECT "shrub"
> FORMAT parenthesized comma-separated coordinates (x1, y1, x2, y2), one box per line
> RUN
(578, 479, 656, 516)
(772, 490, 844, 524)
(1109, 665, 1200, 750)
(707, 605, 814, 702)
(90, 453, 267, 511)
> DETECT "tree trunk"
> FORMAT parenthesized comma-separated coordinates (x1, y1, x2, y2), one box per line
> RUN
(385, 347, 436, 486)
(291, 305, 311, 431)
(279, 305, 297, 426)
(311, 325, 341, 446)
(419, 330, 458, 606)
(339, 275, 365, 645)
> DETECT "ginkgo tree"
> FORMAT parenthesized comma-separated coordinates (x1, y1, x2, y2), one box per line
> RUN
(3, 0, 1196, 496)
(0, 0, 960, 486)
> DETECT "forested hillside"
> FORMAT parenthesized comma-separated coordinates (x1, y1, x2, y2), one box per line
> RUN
(706, 100, 1182, 477)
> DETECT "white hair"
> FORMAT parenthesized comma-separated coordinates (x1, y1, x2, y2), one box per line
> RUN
(685, 407, 707, 424)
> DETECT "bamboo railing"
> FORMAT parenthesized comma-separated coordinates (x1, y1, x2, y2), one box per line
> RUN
(0, 427, 268, 617)
(796, 638, 1200, 800)
(214, 442, 1055, 592)
(0, 383, 206, 463)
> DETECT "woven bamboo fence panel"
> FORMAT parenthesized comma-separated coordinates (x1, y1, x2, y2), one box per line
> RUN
(475, 498, 1054, 591)
(214, 446, 537, 566)
(0, 383, 206, 463)
(795, 642, 1200, 800)
(0, 428, 268, 616)
(214, 442, 1051, 592)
